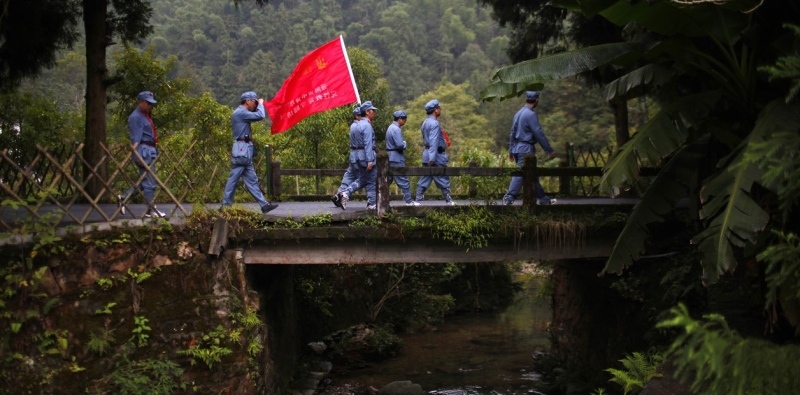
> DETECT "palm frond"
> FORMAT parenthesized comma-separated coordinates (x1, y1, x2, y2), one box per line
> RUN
(600, 90, 721, 192)
(604, 63, 675, 102)
(554, 0, 617, 18)
(480, 42, 644, 102)
(692, 100, 799, 283)
(599, 0, 747, 39)
(601, 141, 704, 276)
(480, 81, 544, 103)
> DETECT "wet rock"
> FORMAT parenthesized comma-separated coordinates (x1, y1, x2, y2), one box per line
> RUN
(109, 253, 135, 272)
(640, 362, 694, 395)
(38, 267, 61, 296)
(308, 341, 327, 354)
(379, 380, 423, 395)
(151, 254, 172, 268)
(177, 241, 195, 259)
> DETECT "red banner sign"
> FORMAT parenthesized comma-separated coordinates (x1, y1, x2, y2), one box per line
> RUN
(265, 36, 360, 134)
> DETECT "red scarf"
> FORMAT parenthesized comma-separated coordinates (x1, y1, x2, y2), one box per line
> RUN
(145, 112, 158, 143)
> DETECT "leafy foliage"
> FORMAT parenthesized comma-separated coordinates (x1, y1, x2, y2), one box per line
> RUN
(657, 304, 800, 395)
(692, 101, 799, 283)
(426, 206, 496, 250)
(601, 142, 703, 275)
(178, 325, 234, 369)
(88, 328, 117, 356)
(90, 359, 185, 395)
(758, 232, 800, 333)
(482, 0, 800, 286)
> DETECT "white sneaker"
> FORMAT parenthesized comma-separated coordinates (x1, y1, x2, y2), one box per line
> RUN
(446, 201, 457, 206)
(537, 198, 557, 206)
(145, 207, 166, 218)
(406, 201, 421, 206)
(367, 204, 377, 210)
(338, 192, 349, 210)
(117, 194, 126, 215)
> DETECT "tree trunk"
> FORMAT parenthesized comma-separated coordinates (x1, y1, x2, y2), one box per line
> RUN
(82, 0, 109, 199)
(612, 100, 630, 150)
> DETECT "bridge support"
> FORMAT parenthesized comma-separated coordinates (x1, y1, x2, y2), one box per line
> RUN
(241, 238, 614, 265)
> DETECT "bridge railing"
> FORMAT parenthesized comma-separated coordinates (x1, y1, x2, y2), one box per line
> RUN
(263, 142, 639, 201)
(0, 141, 251, 229)
(0, 140, 652, 230)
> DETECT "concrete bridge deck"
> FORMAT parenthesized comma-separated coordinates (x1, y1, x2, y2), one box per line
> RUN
(1, 197, 638, 228)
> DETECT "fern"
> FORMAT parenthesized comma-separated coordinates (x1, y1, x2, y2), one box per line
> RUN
(758, 24, 800, 103)
(88, 329, 116, 355)
(758, 232, 800, 332)
(42, 297, 60, 315)
(657, 304, 800, 395)
(606, 352, 663, 395)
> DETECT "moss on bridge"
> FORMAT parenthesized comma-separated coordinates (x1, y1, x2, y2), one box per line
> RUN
(189, 204, 630, 253)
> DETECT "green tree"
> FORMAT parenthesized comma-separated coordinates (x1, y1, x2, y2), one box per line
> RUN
(404, 81, 492, 165)
(0, 91, 83, 163)
(0, 1, 81, 90)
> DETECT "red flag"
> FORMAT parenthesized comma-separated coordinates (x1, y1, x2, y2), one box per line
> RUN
(265, 36, 361, 134)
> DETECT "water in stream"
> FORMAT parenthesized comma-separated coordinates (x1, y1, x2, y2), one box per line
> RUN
(320, 273, 552, 395)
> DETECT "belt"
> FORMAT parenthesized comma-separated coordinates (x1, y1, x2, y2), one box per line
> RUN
(387, 148, 404, 152)
(140, 141, 156, 147)
(236, 137, 251, 142)
(350, 146, 365, 150)
(519, 140, 534, 145)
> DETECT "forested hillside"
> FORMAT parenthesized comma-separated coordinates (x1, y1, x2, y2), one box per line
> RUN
(4, 0, 618, 165)
(147, 0, 508, 106)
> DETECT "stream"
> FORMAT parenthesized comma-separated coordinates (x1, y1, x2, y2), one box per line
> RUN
(320, 273, 552, 395)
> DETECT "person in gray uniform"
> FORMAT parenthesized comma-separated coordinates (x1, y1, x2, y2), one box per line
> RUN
(332, 105, 362, 208)
(337, 101, 378, 210)
(221, 91, 278, 213)
(503, 91, 558, 206)
(414, 99, 455, 205)
(385, 110, 419, 206)
(118, 90, 166, 218)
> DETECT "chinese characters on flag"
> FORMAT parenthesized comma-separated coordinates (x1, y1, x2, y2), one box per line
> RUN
(265, 36, 361, 134)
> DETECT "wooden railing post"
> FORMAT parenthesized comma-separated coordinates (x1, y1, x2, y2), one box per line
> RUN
(271, 160, 281, 201)
(377, 151, 390, 216)
(264, 145, 273, 196)
(522, 153, 537, 213)
(467, 160, 477, 198)
(559, 142, 572, 196)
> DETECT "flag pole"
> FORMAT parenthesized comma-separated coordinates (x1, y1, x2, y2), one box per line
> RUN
(339, 35, 361, 104)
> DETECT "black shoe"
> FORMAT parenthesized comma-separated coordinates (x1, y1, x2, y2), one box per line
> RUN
(261, 203, 279, 213)
(331, 194, 342, 208)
